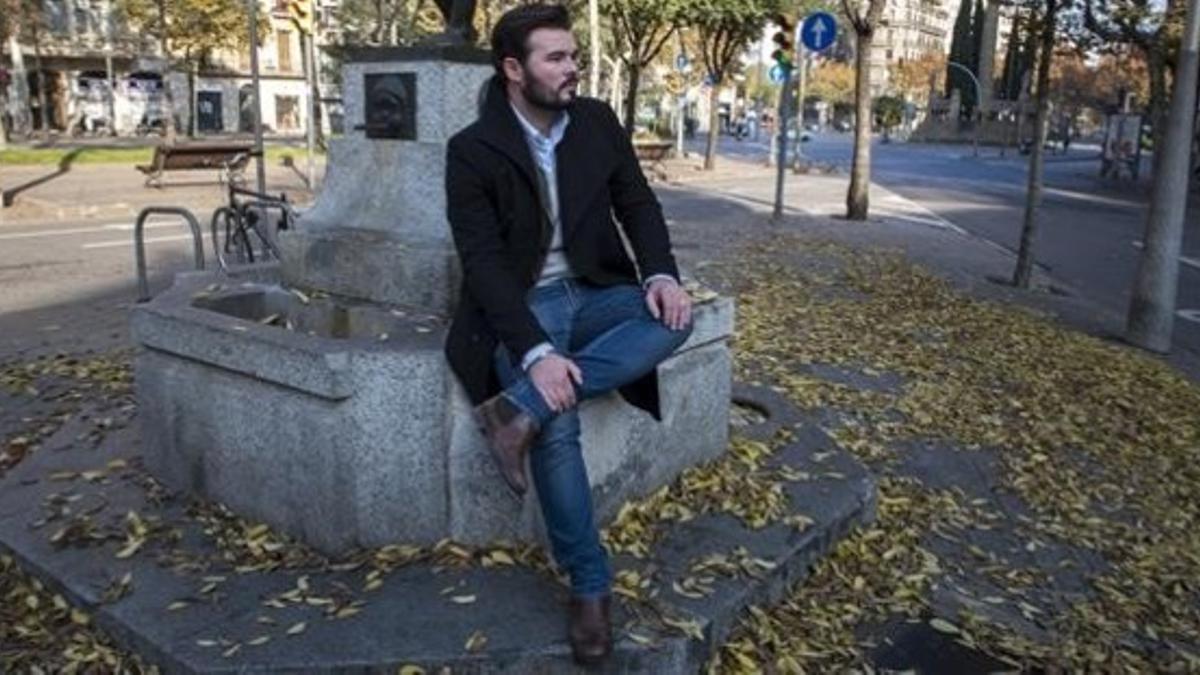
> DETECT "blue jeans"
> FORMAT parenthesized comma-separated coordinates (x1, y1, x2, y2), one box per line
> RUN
(493, 279, 693, 598)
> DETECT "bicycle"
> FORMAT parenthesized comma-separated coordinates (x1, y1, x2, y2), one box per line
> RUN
(209, 183, 301, 271)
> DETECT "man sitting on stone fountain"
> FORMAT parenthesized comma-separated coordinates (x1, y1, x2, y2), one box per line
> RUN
(443, 2, 693, 665)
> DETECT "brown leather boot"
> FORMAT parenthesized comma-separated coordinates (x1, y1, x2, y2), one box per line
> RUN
(474, 394, 538, 496)
(568, 595, 612, 665)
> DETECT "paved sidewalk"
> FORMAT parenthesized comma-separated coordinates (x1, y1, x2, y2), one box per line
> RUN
(2, 153, 1199, 671)
(1, 159, 324, 226)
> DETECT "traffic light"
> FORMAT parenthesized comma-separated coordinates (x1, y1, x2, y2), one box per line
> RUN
(288, 0, 314, 34)
(771, 14, 794, 73)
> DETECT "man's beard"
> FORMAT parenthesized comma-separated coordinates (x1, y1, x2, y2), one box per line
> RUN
(522, 71, 577, 112)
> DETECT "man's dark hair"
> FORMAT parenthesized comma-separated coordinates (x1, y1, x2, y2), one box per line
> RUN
(490, 3, 572, 81)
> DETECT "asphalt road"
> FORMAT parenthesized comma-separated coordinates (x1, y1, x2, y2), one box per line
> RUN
(691, 131, 1200, 357)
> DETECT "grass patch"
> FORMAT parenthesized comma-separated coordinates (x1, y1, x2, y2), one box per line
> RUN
(0, 144, 324, 167)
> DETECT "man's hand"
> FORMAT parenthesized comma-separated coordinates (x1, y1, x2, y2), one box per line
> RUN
(529, 353, 584, 413)
(645, 278, 692, 331)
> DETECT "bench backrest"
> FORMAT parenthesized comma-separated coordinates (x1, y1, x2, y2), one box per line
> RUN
(156, 144, 257, 170)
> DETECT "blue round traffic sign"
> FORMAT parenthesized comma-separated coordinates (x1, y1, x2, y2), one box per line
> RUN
(768, 64, 786, 85)
(801, 12, 838, 52)
(674, 53, 690, 72)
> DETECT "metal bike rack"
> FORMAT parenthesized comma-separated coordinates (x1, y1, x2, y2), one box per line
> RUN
(135, 206, 205, 302)
(209, 206, 240, 273)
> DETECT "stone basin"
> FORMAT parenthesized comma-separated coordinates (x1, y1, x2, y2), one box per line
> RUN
(131, 265, 735, 555)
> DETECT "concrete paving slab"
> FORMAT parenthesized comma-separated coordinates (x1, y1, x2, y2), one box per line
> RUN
(0, 380, 875, 673)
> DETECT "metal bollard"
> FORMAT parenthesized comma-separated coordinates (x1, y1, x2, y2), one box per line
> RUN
(134, 206, 205, 303)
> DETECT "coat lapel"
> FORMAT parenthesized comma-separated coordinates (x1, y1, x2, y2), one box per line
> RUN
(555, 111, 607, 243)
(475, 77, 539, 195)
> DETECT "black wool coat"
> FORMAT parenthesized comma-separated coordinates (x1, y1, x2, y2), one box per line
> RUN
(443, 76, 680, 419)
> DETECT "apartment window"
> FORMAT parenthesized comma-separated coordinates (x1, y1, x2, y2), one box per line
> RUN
(277, 30, 293, 73)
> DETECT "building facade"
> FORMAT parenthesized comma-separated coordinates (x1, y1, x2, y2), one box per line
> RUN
(868, 0, 954, 97)
(2, 0, 336, 138)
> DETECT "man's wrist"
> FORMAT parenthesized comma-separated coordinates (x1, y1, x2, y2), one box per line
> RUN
(643, 274, 678, 290)
(520, 342, 556, 372)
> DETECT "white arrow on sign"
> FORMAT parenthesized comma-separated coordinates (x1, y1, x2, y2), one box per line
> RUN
(809, 17, 828, 46)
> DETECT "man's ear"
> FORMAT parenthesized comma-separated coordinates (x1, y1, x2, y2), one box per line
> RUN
(502, 57, 524, 86)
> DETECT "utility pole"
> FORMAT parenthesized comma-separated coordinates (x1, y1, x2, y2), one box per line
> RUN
(770, 16, 796, 221)
(247, 0, 266, 195)
(1126, 0, 1200, 352)
(772, 69, 792, 220)
(792, 43, 807, 168)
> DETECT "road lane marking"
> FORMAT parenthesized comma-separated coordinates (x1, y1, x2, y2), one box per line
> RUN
(82, 234, 194, 250)
(0, 221, 179, 241)
(1178, 310, 1200, 324)
(874, 188, 967, 234)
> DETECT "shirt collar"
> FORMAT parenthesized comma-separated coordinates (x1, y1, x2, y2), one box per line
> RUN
(509, 101, 570, 147)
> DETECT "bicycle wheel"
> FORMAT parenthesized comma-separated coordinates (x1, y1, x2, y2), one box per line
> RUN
(222, 209, 256, 264)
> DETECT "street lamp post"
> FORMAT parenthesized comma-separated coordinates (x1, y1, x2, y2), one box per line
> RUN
(947, 60, 981, 157)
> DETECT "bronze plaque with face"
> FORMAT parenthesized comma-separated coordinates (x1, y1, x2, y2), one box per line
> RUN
(364, 73, 417, 140)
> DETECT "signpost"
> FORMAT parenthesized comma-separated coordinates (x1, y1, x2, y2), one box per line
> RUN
(673, 53, 690, 158)
(771, 13, 838, 220)
(801, 12, 838, 52)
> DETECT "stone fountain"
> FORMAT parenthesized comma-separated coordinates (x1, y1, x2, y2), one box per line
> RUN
(130, 46, 735, 556)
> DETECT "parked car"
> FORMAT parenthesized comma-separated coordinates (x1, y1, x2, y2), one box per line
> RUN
(784, 126, 812, 143)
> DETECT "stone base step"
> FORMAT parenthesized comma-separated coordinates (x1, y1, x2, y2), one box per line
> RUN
(0, 383, 874, 673)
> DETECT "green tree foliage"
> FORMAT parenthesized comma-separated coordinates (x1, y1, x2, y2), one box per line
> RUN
(999, 10, 1029, 100)
(873, 94, 903, 130)
(115, 0, 265, 139)
(945, 0, 976, 114)
(681, 0, 783, 170)
(1082, 0, 1186, 167)
(330, 0, 442, 49)
(808, 60, 856, 106)
(970, 0, 985, 73)
(604, 0, 684, 132)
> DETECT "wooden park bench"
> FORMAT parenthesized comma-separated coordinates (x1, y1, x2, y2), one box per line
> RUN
(633, 140, 674, 182)
(136, 142, 261, 188)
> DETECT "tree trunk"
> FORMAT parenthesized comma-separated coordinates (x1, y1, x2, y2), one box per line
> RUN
(623, 62, 641, 134)
(1012, 0, 1057, 289)
(704, 83, 720, 170)
(7, 34, 31, 135)
(1146, 46, 1169, 182)
(32, 23, 49, 137)
(847, 30, 873, 220)
(1126, 0, 1200, 351)
(187, 59, 197, 138)
(157, 0, 177, 144)
(372, 0, 385, 44)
